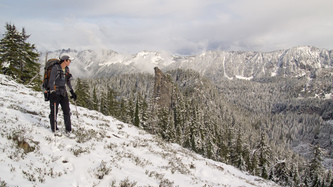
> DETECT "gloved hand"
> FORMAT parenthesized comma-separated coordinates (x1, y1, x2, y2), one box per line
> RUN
(70, 90, 77, 101)
(50, 91, 58, 102)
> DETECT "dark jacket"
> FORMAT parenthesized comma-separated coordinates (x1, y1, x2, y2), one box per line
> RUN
(48, 64, 73, 96)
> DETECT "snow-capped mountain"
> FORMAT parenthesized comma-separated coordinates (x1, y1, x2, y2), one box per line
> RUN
(39, 46, 332, 82)
(0, 74, 278, 186)
(169, 46, 332, 81)
(40, 49, 174, 77)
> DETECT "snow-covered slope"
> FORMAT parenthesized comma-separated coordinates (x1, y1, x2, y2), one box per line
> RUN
(0, 74, 278, 187)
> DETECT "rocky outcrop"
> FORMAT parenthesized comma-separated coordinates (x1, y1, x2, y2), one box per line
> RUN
(153, 67, 176, 110)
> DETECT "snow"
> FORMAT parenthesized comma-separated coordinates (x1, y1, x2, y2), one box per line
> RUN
(270, 71, 277, 77)
(0, 74, 279, 187)
(222, 56, 234, 80)
(325, 93, 332, 99)
(2, 62, 10, 68)
(235, 75, 253, 80)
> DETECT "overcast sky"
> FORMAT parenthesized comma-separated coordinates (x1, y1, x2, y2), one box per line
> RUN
(1, 0, 333, 55)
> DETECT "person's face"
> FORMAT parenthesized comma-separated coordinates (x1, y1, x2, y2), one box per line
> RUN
(66, 59, 71, 66)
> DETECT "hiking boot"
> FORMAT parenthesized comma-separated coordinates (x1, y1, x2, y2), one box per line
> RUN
(54, 131, 62, 137)
(65, 131, 76, 139)
(52, 127, 59, 132)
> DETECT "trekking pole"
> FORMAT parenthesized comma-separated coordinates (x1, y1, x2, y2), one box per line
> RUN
(54, 102, 57, 143)
(74, 100, 79, 119)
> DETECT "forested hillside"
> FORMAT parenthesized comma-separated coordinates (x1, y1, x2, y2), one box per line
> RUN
(72, 66, 333, 186)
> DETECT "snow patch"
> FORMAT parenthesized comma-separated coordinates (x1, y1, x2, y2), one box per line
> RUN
(235, 75, 253, 80)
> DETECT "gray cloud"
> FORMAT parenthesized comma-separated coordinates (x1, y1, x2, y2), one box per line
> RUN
(1, 0, 333, 55)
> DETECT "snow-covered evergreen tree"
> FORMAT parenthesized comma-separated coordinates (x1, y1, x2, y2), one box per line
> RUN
(231, 129, 246, 170)
(75, 78, 92, 109)
(290, 162, 300, 186)
(309, 144, 325, 186)
(92, 87, 99, 111)
(105, 86, 118, 117)
(272, 160, 290, 186)
(0, 23, 40, 90)
(257, 132, 272, 179)
(134, 98, 140, 127)
(99, 92, 108, 115)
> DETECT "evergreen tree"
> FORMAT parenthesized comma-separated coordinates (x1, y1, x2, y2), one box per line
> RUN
(157, 107, 175, 142)
(273, 161, 290, 186)
(224, 126, 234, 164)
(232, 129, 245, 170)
(190, 105, 200, 153)
(118, 98, 128, 123)
(0, 23, 40, 90)
(99, 92, 108, 115)
(291, 163, 300, 186)
(309, 145, 324, 186)
(173, 96, 185, 145)
(183, 116, 192, 150)
(257, 132, 272, 179)
(140, 95, 149, 127)
(325, 170, 333, 187)
(127, 95, 135, 125)
(75, 78, 92, 109)
(107, 87, 118, 116)
(243, 144, 252, 172)
(250, 153, 259, 176)
(134, 98, 140, 127)
(92, 87, 99, 111)
(304, 176, 309, 187)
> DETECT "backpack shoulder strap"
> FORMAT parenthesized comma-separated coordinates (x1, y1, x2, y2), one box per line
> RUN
(64, 66, 70, 73)
(52, 63, 62, 81)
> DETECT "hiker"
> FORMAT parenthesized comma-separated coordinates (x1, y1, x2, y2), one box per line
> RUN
(48, 55, 77, 137)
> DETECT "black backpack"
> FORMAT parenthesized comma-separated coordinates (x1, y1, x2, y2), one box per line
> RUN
(42, 59, 60, 101)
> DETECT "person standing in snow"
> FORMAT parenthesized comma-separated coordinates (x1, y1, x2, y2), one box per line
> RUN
(48, 55, 77, 137)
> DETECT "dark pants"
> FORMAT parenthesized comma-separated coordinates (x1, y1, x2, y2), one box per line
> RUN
(49, 94, 71, 132)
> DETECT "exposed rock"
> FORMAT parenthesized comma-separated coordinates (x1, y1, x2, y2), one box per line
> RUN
(153, 67, 175, 110)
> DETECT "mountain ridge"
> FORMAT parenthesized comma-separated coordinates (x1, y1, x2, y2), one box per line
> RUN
(39, 46, 333, 85)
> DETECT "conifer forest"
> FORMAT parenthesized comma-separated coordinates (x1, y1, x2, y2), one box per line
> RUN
(73, 66, 333, 186)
